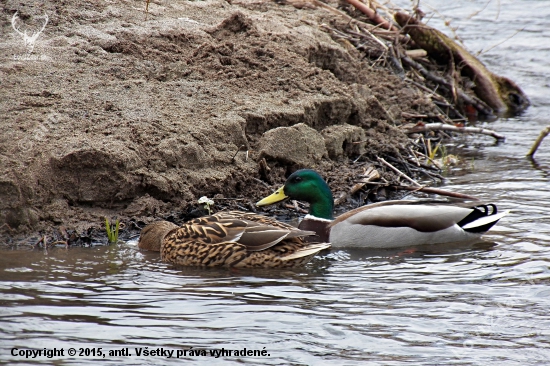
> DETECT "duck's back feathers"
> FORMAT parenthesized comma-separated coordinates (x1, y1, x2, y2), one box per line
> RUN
(335, 204, 473, 232)
(171, 219, 246, 244)
(230, 241, 331, 268)
(208, 211, 300, 231)
(327, 201, 507, 248)
(140, 211, 329, 268)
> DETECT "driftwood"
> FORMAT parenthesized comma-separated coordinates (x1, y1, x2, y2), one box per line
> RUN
(405, 122, 506, 141)
(527, 126, 550, 157)
(321, 6, 528, 122)
(395, 12, 530, 115)
(400, 54, 495, 117)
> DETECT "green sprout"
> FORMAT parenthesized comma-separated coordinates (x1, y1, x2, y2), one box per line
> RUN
(198, 196, 214, 215)
(105, 217, 120, 244)
(428, 141, 441, 161)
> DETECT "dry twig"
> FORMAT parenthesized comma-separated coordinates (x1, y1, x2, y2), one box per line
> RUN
(252, 177, 271, 189)
(405, 122, 505, 141)
(0, 223, 15, 233)
(232, 145, 249, 162)
(345, 0, 398, 31)
(527, 126, 550, 157)
(334, 166, 380, 205)
(34, 236, 46, 248)
(377, 156, 421, 187)
(284, 202, 308, 214)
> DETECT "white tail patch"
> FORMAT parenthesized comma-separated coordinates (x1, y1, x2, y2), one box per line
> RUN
(462, 210, 510, 230)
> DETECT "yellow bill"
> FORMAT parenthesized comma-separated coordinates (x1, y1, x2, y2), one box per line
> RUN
(256, 186, 288, 206)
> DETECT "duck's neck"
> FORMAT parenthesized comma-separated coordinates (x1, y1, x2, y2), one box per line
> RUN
(309, 202, 334, 220)
(308, 187, 334, 220)
(298, 215, 332, 242)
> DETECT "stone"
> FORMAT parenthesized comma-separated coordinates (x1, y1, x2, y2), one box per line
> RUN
(258, 123, 327, 167)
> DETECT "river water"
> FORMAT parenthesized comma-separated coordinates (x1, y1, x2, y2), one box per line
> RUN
(1, 1, 549, 365)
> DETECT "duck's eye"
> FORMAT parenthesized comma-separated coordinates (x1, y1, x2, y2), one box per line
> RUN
(292, 176, 302, 183)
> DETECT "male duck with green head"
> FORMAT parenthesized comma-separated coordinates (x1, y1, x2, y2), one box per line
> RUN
(256, 169, 508, 248)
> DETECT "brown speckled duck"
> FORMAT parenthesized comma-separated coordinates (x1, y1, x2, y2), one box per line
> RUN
(138, 211, 330, 268)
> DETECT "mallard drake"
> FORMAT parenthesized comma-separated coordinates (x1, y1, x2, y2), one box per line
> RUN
(138, 210, 330, 268)
(256, 169, 508, 248)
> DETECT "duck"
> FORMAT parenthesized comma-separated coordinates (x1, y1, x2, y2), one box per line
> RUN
(256, 169, 508, 248)
(138, 210, 331, 268)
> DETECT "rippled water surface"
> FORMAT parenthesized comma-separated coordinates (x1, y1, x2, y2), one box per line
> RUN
(2, 1, 550, 364)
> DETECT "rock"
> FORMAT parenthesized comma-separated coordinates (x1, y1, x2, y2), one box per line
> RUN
(322, 124, 366, 160)
(258, 123, 327, 167)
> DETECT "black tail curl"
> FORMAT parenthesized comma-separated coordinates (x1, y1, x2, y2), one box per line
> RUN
(457, 204, 499, 233)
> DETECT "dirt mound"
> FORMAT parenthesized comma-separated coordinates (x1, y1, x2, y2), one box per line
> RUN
(0, 0, 438, 242)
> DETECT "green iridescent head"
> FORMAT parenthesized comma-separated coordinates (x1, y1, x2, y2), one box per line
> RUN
(256, 169, 334, 220)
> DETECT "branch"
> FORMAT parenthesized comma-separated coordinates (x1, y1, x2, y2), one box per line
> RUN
(405, 122, 505, 141)
(377, 156, 421, 187)
(311, 0, 356, 21)
(527, 126, 550, 157)
(308, 0, 399, 37)
(345, 0, 398, 31)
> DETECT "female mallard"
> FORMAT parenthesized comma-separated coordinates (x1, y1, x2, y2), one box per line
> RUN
(138, 210, 330, 268)
(256, 169, 508, 248)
